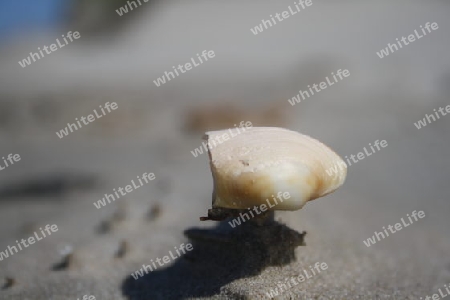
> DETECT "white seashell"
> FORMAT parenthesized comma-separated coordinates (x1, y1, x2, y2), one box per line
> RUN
(204, 127, 347, 211)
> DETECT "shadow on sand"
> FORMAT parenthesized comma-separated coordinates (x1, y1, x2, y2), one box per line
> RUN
(121, 220, 306, 299)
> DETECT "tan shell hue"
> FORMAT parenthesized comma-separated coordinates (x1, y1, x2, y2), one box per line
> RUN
(204, 127, 347, 211)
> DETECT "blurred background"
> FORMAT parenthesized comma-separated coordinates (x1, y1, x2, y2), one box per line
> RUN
(0, 0, 449, 299)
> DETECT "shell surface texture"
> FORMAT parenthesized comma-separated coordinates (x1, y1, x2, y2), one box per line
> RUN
(204, 127, 346, 211)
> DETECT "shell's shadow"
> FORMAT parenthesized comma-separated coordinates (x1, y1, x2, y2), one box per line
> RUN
(121, 220, 306, 300)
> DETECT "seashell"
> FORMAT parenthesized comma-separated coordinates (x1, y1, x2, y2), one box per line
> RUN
(204, 127, 346, 211)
